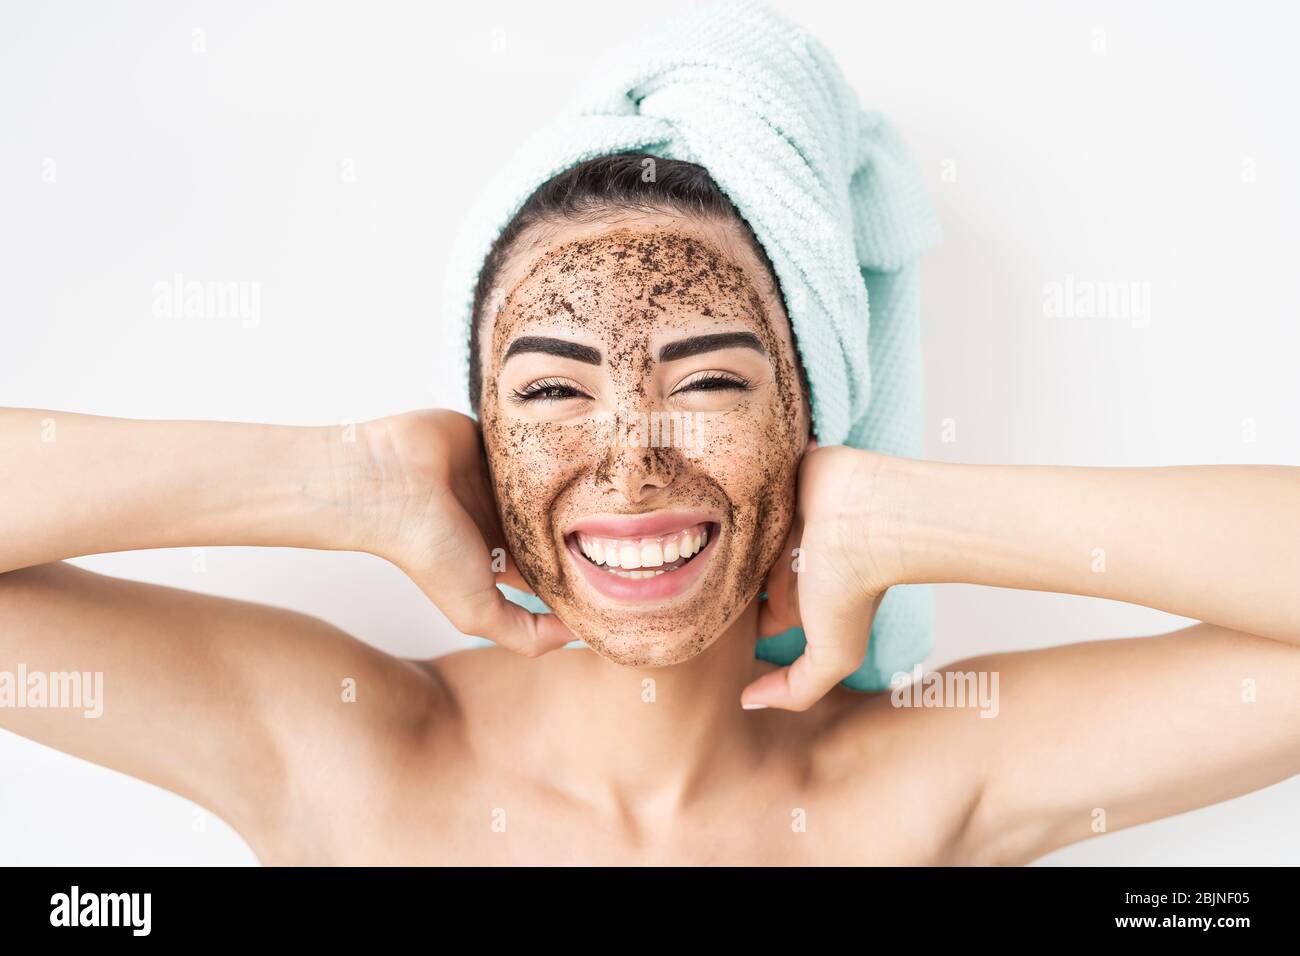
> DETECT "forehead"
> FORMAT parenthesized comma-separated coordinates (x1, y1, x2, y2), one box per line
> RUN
(483, 214, 791, 353)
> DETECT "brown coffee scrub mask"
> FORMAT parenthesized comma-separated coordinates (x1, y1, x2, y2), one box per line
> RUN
(478, 214, 809, 666)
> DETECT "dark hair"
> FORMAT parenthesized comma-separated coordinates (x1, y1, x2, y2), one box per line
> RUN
(468, 152, 794, 413)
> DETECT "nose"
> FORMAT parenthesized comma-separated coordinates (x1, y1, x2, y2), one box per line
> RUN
(597, 419, 681, 503)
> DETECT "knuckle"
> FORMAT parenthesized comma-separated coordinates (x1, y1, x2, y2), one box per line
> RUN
(515, 640, 543, 659)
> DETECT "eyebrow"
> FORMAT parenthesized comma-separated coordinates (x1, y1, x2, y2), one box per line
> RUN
(503, 336, 602, 365)
(658, 332, 766, 363)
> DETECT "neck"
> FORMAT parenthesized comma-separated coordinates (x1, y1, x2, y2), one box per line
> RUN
(536, 600, 770, 822)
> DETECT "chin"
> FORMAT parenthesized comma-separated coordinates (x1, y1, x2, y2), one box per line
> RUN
(533, 512, 757, 667)
(578, 627, 724, 668)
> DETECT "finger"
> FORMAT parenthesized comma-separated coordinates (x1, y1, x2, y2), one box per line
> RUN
(446, 586, 576, 658)
(473, 497, 533, 595)
(457, 443, 536, 597)
(421, 506, 570, 656)
(743, 593, 881, 711)
(494, 551, 533, 594)
(739, 644, 859, 712)
(469, 505, 534, 596)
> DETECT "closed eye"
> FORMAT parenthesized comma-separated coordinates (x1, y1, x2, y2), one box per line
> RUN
(509, 377, 592, 404)
(670, 372, 753, 396)
(510, 372, 753, 404)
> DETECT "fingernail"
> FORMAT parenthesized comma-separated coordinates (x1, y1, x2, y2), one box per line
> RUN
(742, 702, 769, 710)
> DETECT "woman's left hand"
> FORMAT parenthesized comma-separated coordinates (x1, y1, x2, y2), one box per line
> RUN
(741, 444, 902, 711)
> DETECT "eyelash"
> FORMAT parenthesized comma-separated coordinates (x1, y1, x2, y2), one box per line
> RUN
(509, 373, 753, 404)
(671, 373, 753, 396)
(509, 378, 588, 404)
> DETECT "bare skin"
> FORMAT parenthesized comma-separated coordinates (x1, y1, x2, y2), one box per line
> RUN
(2, 214, 1299, 865)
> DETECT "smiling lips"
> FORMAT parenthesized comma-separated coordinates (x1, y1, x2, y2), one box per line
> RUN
(564, 515, 719, 601)
(574, 523, 709, 578)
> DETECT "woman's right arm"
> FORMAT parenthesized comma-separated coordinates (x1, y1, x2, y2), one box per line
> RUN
(0, 408, 371, 573)
(0, 407, 570, 647)
(0, 407, 568, 857)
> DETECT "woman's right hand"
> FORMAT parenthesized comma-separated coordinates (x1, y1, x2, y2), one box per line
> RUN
(0, 405, 573, 656)
(363, 409, 575, 656)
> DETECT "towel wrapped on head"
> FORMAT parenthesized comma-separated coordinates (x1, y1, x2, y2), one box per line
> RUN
(441, 0, 941, 690)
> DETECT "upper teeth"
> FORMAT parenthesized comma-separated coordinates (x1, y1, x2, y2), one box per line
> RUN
(575, 523, 710, 570)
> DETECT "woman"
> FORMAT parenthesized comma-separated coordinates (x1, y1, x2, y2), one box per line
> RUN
(3, 152, 1298, 866)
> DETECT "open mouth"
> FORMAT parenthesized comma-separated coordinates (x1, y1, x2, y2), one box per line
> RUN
(567, 521, 720, 579)
(562, 515, 721, 603)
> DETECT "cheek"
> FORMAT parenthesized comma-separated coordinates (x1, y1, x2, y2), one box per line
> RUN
(685, 395, 801, 562)
(485, 420, 583, 493)
(481, 415, 598, 578)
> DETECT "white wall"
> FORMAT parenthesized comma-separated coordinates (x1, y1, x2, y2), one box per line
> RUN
(1, 0, 1296, 865)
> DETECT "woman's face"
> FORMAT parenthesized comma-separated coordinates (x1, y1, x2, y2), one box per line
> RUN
(478, 212, 809, 666)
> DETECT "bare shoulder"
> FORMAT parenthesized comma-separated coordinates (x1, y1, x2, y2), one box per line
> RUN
(242, 619, 456, 863)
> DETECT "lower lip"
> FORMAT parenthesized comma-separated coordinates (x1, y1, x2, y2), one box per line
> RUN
(566, 527, 718, 604)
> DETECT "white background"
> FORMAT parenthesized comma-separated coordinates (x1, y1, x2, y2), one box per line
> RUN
(2, 0, 1297, 865)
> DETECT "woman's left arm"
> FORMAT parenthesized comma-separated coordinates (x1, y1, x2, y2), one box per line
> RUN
(890, 457, 1300, 642)
(753, 451, 1300, 862)
(754, 451, 1300, 709)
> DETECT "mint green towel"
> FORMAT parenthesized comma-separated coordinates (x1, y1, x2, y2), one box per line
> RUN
(441, 0, 941, 690)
